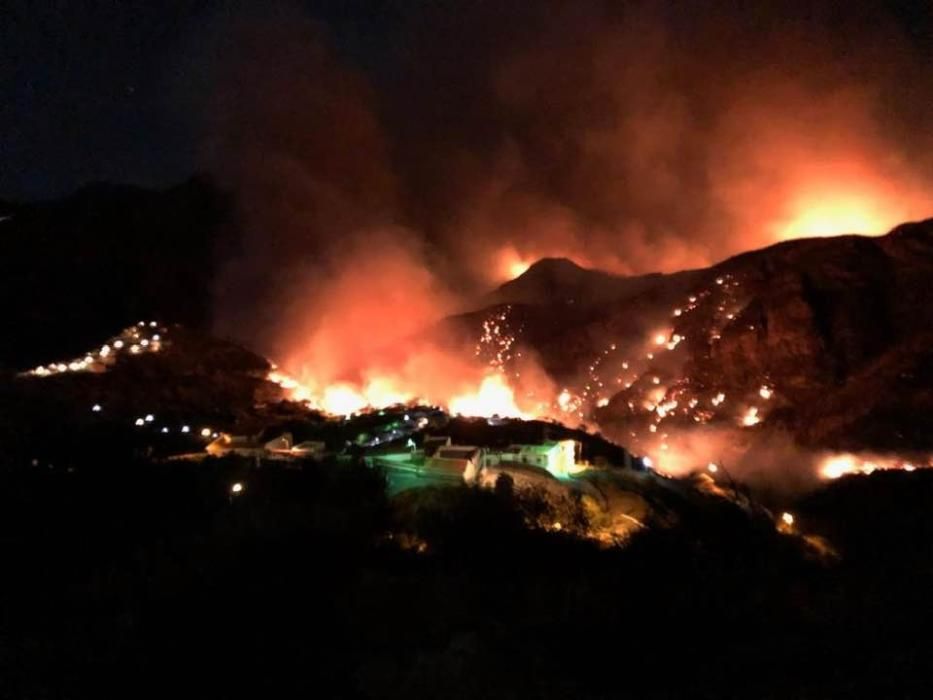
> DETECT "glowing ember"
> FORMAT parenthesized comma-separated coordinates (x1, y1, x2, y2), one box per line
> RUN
(557, 389, 573, 410)
(741, 406, 760, 426)
(759, 385, 773, 399)
(781, 511, 794, 526)
(475, 308, 518, 370)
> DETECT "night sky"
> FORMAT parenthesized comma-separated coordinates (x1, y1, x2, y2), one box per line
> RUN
(1, 0, 403, 200)
(3, 0, 932, 201)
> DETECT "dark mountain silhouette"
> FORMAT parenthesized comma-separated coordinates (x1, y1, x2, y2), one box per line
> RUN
(0, 177, 229, 370)
(486, 257, 700, 308)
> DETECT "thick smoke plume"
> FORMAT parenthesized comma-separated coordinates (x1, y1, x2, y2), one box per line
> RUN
(202, 1, 933, 400)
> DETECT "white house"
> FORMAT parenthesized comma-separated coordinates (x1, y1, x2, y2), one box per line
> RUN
(424, 445, 483, 483)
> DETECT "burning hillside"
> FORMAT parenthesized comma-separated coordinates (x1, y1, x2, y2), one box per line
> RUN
(11, 313, 820, 551)
(10, 209, 933, 492)
(11, 3, 933, 697)
(253, 218, 933, 488)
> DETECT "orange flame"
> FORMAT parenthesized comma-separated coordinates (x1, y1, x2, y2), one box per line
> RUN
(818, 452, 930, 479)
(270, 364, 536, 420)
(448, 373, 528, 419)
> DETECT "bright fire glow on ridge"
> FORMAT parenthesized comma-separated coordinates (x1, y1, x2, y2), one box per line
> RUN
(772, 169, 932, 242)
(496, 246, 533, 282)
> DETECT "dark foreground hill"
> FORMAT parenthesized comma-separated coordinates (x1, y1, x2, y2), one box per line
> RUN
(2, 448, 933, 699)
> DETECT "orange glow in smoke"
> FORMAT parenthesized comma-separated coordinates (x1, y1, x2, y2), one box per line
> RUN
(509, 259, 531, 279)
(497, 246, 533, 281)
(777, 191, 901, 239)
(769, 162, 933, 243)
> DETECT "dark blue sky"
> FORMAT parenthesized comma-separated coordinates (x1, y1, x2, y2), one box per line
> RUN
(2, 0, 931, 201)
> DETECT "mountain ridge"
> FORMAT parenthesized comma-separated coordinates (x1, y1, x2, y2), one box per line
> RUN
(459, 218, 933, 457)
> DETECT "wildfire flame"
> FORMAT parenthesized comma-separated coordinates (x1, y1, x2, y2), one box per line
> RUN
(269, 365, 531, 420)
(448, 373, 528, 419)
(818, 452, 930, 479)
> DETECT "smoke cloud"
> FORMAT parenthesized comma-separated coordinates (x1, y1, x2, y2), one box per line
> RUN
(200, 1, 933, 390)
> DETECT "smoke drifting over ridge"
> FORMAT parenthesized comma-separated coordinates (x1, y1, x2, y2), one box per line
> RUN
(204, 1, 933, 390)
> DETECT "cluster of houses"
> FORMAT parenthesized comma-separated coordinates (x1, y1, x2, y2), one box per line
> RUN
(200, 413, 641, 492)
(202, 427, 593, 484)
(367, 436, 599, 487)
